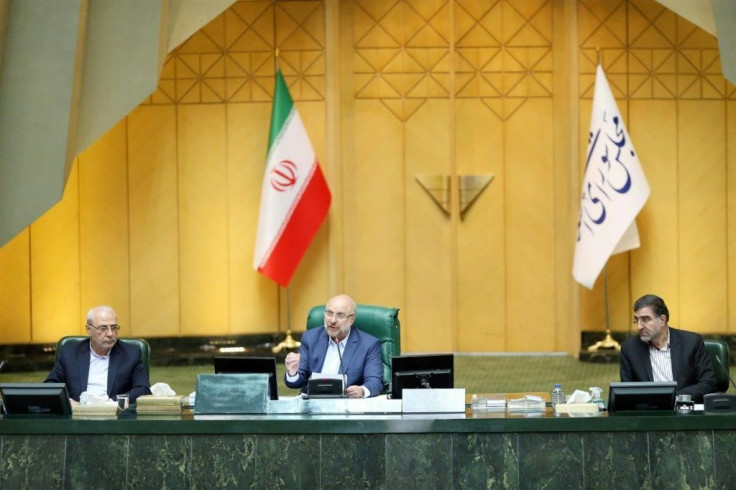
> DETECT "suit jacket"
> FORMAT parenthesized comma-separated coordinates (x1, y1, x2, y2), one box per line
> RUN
(620, 327, 718, 402)
(284, 327, 383, 397)
(45, 339, 151, 403)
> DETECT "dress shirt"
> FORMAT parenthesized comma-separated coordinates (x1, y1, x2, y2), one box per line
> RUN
(650, 329, 673, 382)
(87, 349, 110, 398)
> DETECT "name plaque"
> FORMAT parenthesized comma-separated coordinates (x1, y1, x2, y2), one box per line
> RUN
(401, 388, 466, 413)
(194, 373, 269, 414)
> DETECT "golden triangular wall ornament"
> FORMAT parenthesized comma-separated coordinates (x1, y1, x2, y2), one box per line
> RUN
(416, 175, 452, 215)
(459, 174, 494, 220)
(416, 174, 494, 218)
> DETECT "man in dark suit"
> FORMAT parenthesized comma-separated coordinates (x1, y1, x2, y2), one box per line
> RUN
(284, 294, 383, 398)
(620, 294, 718, 402)
(45, 305, 151, 403)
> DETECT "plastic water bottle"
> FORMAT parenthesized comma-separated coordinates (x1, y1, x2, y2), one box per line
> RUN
(552, 383, 565, 407)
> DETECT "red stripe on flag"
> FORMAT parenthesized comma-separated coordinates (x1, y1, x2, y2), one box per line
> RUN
(257, 164, 331, 287)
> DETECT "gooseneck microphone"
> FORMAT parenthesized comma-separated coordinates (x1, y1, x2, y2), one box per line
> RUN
(714, 356, 736, 391)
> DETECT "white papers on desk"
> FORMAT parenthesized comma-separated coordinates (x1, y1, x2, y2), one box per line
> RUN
(471, 393, 506, 412)
(506, 394, 546, 412)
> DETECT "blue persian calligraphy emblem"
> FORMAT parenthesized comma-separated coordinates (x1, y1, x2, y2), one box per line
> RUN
(577, 111, 636, 242)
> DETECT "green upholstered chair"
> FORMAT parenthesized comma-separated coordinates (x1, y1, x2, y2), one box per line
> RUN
(704, 339, 730, 393)
(306, 304, 401, 394)
(55, 336, 151, 378)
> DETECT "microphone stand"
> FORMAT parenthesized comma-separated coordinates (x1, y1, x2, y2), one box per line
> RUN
(272, 287, 301, 353)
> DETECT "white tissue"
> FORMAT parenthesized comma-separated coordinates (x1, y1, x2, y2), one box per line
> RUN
(151, 382, 176, 396)
(79, 392, 110, 405)
(567, 389, 592, 404)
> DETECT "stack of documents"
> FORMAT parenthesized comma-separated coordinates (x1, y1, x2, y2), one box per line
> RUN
(506, 395, 546, 413)
(471, 393, 506, 411)
(136, 395, 183, 415)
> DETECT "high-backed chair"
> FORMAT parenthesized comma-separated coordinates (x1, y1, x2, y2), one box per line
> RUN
(306, 304, 400, 394)
(704, 339, 730, 393)
(55, 336, 151, 378)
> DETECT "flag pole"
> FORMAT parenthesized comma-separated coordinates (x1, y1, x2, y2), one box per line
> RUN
(587, 48, 621, 352)
(272, 287, 301, 353)
(587, 265, 621, 351)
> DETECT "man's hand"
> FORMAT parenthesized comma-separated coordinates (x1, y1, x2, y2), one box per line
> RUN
(346, 385, 365, 398)
(285, 352, 300, 376)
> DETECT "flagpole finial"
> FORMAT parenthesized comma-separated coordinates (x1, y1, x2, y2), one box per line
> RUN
(596, 47, 601, 66)
(275, 48, 280, 58)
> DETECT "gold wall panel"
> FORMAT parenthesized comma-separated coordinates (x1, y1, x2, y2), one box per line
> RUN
(505, 98, 556, 351)
(178, 105, 230, 335)
(128, 106, 181, 338)
(30, 169, 81, 342)
(78, 121, 131, 330)
(455, 98, 506, 352)
(0, 231, 31, 343)
(629, 100, 679, 318)
(404, 100, 454, 352)
(350, 100, 407, 309)
(1, 0, 735, 352)
(677, 100, 727, 330)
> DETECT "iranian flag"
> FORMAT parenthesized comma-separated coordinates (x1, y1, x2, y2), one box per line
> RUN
(253, 69, 331, 287)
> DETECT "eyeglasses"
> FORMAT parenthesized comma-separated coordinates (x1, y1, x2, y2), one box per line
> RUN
(87, 323, 120, 333)
(324, 310, 354, 321)
(632, 316, 653, 325)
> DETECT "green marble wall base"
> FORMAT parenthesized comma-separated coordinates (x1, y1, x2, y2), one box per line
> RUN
(2, 430, 735, 488)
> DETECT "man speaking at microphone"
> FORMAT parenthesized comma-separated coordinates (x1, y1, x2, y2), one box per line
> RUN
(284, 294, 383, 398)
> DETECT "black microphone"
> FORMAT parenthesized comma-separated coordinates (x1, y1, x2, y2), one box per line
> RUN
(335, 338, 346, 394)
(714, 356, 736, 391)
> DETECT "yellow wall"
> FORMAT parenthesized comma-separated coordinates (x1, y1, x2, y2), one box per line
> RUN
(0, 0, 734, 353)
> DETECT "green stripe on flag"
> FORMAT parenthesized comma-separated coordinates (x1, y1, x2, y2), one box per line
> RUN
(268, 69, 294, 150)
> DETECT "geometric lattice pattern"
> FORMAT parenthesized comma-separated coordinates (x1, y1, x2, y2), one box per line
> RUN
(143, 0, 325, 105)
(354, 0, 553, 121)
(579, 0, 736, 100)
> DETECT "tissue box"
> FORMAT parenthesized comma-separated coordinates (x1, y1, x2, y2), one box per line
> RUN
(72, 403, 119, 416)
(554, 403, 599, 414)
(135, 395, 183, 415)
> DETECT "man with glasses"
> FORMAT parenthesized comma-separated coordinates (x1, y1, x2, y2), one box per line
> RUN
(620, 294, 717, 402)
(45, 305, 151, 403)
(284, 294, 383, 398)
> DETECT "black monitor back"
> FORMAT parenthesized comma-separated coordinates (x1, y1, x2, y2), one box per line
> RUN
(390, 353, 454, 399)
(0, 382, 72, 416)
(213, 356, 278, 400)
(608, 381, 677, 412)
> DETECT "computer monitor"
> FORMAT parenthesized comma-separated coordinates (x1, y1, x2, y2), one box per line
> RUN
(390, 353, 454, 399)
(0, 383, 72, 416)
(213, 356, 278, 400)
(608, 381, 677, 412)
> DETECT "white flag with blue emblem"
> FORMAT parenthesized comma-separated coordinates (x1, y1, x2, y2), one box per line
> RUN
(573, 64, 650, 289)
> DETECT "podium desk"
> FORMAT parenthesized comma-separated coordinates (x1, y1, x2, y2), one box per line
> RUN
(2, 407, 736, 488)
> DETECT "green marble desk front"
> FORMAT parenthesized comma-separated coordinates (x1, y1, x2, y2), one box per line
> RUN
(2, 410, 736, 489)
